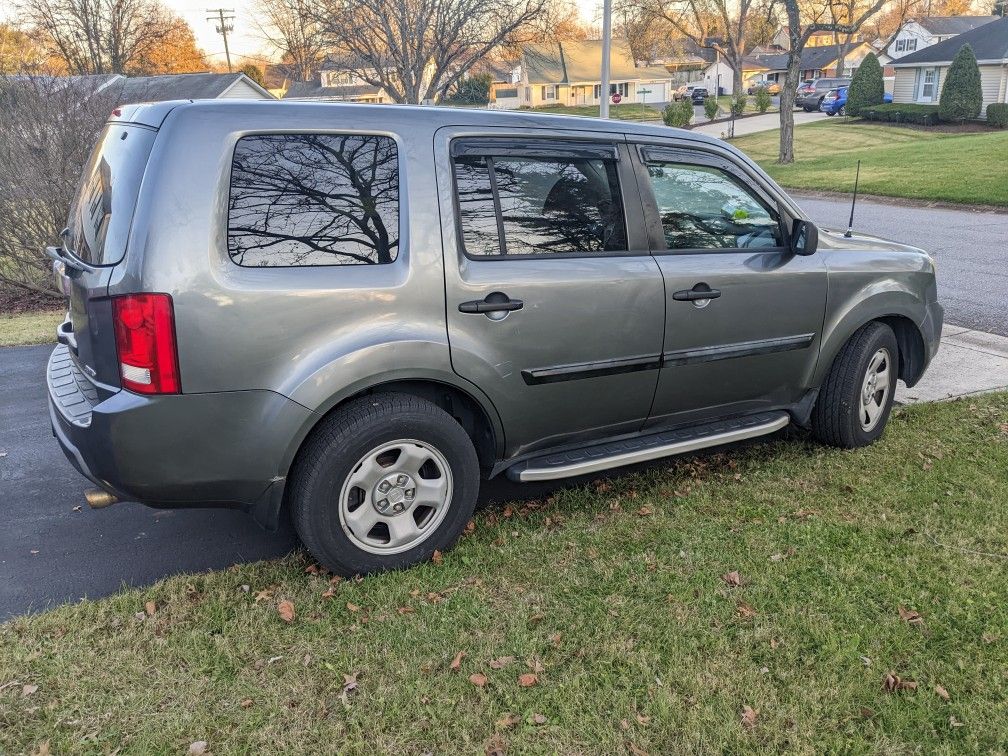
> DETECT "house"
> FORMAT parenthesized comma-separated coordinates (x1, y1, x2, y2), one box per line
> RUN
(796, 41, 876, 80)
(892, 15, 1008, 117)
(0, 71, 274, 104)
(658, 40, 735, 95)
(283, 58, 438, 104)
(772, 26, 864, 51)
(886, 16, 997, 60)
(510, 39, 674, 107)
(741, 52, 789, 90)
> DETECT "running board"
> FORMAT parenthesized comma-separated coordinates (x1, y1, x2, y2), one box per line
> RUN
(507, 411, 790, 482)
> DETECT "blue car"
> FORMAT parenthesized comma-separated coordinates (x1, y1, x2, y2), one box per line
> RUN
(820, 87, 893, 116)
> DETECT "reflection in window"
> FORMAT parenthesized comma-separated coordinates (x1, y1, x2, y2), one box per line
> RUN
(228, 134, 399, 266)
(453, 152, 627, 256)
(645, 162, 782, 250)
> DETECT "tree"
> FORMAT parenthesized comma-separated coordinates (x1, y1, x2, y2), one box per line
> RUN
(255, 0, 327, 81)
(754, 85, 771, 112)
(444, 72, 492, 105)
(0, 73, 118, 303)
(240, 62, 266, 85)
(939, 43, 983, 123)
(996, 0, 1007, 16)
(845, 52, 883, 116)
(777, 0, 887, 164)
(22, 0, 199, 75)
(128, 14, 207, 74)
(315, 0, 552, 104)
(0, 23, 48, 73)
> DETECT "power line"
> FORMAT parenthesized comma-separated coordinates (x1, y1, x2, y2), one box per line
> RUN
(207, 8, 236, 72)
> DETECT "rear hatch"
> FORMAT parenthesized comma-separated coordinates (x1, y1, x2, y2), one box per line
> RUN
(51, 115, 158, 395)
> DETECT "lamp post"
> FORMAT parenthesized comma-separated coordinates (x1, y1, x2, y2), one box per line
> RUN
(600, 0, 612, 118)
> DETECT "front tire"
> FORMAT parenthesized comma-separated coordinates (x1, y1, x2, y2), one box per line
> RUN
(812, 322, 899, 448)
(289, 393, 480, 576)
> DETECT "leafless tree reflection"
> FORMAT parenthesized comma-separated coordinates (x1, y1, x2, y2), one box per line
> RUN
(228, 134, 399, 266)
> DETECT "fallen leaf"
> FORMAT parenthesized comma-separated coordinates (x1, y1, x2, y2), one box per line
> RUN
(898, 606, 924, 625)
(635, 713, 651, 726)
(548, 633, 562, 646)
(497, 712, 521, 729)
(342, 671, 359, 694)
(22, 684, 38, 697)
(637, 506, 653, 516)
(239, 698, 253, 708)
(949, 715, 964, 728)
(627, 743, 649, 756)
(253, 589, 272, 603)
(935, 684, 950, 702)
(860, 655, 872, 667)
(737, 601, 756, 618)
(740, 704, 758, 728)
(525, 658, 545, 673)
(397, 606, 415, 615)
(30, 741, 50, 756)
(469, 673, 488, 688)
(532, 713, 547, 725)
(464, 520, 476, 535)
(450, 650, 466, 671)
(722, 570, 742, 587)
(432, 549, 444, 565)
(485, 734, 506, 756)
(883, 672, 918, 692)
(489, 656, 514, 670)
(187, 742, 208, 756)
(277, 600, 295, 623)
(517, 673, 538, 687)
(346, 602, 361, 613)
(144, 600, 156, 616)
(321, 586, 337, 599)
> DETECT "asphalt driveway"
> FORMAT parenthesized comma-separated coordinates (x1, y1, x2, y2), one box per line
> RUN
(2, 195, 1006, 620)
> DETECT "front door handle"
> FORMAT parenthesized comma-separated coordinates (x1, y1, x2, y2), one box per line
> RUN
(672, 284, 722, 302)
(458, 292, 524, 314)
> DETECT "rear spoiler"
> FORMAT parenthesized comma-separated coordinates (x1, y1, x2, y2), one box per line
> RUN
(109, 100, 190, 129)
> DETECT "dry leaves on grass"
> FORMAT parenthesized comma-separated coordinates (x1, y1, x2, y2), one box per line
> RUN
(22, 684, 38, 697)
(722, 570, 742, 587)
(517, 673, 538, 687)
(277, 600, 295, 623)
(432, 549, 444, 565)
(187, 742, 209, 755)
(497, 712, 521, 729)
(450, 650, 466, 671)
(737, 601, 757, 618)
(741, 705, 758, 729)
(485, 734, 507, 756)
(898, 606, 925, 626)
(144, 600, 156, 616)
(935, 684, 951, 702)
(883, 672, 918, 692)
(489, 656, 514, 670)
(470, 673, 488, 688)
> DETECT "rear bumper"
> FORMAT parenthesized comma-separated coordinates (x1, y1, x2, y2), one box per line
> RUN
(48, 345, 314, 523)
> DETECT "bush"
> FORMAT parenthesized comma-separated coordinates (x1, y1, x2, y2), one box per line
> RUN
(703, 95, 719, 120)
(987, 103, 1008, 128)
(860, 103, 941, 126)
(939, 43, 983, 123)
(846, 53, 884, 117)
(239, 63, 265, 87)
(754, 87, 772, 113)
(731, 94, 747, 116)
(662, 98, 694, 128)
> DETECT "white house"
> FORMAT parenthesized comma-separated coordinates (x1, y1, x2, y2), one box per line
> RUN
(892, 15, 1008, 117)
(886, 16, 998, 60)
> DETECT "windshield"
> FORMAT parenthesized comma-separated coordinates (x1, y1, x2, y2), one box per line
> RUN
(66, 123, 156, 266)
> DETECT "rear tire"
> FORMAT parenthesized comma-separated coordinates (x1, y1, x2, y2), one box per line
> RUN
(811, 322, 899, 449)
(289, 393, 480, 576)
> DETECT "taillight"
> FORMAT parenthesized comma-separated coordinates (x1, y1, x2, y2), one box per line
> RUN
(111, 293, 180, 394)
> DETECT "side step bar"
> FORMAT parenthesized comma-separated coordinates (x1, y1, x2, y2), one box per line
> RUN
(507, 411, 790, 482)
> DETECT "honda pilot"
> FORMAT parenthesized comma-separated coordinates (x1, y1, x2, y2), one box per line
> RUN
(48, 101, 942, 575)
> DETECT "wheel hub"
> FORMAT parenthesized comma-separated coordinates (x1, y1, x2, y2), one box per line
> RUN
(373, 473, 416, 515)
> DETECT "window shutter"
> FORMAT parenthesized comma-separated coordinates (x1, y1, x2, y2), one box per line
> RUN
(913, 68, 921, 101)
(934, 68, 941, 102)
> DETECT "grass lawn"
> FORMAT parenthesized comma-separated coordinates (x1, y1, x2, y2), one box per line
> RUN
(0, 309, 62, 347)
(2, 394, 1007, 753)
(733, 120, 1008, 207)
(525, 103, 663, 122)
(712, 94, 776, 115)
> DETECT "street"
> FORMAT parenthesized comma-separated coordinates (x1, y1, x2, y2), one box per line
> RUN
(2, 196, 1006, 620)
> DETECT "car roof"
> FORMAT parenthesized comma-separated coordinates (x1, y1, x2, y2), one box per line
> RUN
(155, 98, 730, 148)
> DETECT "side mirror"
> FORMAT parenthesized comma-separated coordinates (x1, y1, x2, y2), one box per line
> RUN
(790, 218, 819, 256)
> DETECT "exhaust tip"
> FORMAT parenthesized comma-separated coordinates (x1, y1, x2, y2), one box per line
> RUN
(85, 488, 118, 509)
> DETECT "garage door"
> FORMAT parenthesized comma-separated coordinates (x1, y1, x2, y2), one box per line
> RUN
(638, 83, 665, 103)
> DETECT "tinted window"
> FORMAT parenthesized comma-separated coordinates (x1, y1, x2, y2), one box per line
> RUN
(453, 151, 627, 256)
(228, 134, 399, 266)
(644, 161, 783, 250)
(67, 125, 156, 265)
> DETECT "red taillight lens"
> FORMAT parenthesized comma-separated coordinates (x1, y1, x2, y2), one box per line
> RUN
(112, 293, 180, 394)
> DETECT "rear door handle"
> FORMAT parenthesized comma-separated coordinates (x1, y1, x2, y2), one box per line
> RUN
(458, 292, 524, 314)
(673, 284, 721, 302)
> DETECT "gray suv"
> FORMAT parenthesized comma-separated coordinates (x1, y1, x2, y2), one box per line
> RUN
(47, 101, 941, 575)
(795, 78, 852, 111)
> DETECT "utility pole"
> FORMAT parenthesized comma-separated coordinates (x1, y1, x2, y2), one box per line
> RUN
(600, 0, 613, 118)
(207, 8, 235, 72)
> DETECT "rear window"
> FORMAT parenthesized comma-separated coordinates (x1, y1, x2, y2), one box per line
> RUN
(67, 124, 156, 266)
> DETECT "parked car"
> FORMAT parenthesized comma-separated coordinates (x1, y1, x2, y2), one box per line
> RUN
(795, 78, 851, 111)
(48, 101, 942, 576)
(673, 83, 704, 101)
(747, 78, 782, 95)
(690, 87, 709, 104)
(820, 87, 894, 116)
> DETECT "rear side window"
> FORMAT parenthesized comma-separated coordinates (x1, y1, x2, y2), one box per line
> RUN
(67, 124, 157, 266)
(452, 147, 627, 256)
(228, 133, 399, 266)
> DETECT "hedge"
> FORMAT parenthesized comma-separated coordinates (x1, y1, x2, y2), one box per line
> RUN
(860, 103, 940, 125)
(987, 103, 1008, 128)
(846, 53, 885, 117)
(939, 44, 983, 123)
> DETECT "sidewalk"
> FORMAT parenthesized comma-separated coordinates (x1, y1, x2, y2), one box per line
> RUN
(895, 324, 1008, 404)
(691, 110, 827, 139)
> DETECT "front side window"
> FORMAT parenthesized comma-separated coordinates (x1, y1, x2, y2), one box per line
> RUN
(644, 161, 783, 250)
(228, 133, 399, 266)
(453, 149, 627, 256)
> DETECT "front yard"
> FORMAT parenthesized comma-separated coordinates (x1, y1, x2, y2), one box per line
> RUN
(0, 309, 62, 347)
(2, 394, 1007, 753)
(733, 120, 1008, 207)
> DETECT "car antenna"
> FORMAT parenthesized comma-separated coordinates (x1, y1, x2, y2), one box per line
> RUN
(844, 160, 861, 238)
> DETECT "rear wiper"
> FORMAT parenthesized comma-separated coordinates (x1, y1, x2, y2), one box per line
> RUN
(47, 229, 96, 272)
